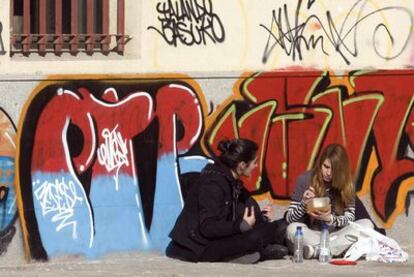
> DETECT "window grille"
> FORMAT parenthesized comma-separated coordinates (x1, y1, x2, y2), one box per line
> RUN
(10, 0, 130, 56)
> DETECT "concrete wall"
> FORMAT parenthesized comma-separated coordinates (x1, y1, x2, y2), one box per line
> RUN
(1, 0, 414, 73)
(0, 0, 412, 262)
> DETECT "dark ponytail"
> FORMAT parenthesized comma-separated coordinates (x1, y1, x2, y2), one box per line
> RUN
(217, 138, 258, 170)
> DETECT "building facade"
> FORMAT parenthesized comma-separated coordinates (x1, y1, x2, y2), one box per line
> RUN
(0, 0, 413, 261)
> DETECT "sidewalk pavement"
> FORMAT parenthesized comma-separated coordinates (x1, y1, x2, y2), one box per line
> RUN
(0, 247, 413, 277)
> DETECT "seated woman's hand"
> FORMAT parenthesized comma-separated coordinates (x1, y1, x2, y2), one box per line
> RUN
(261, 204, 273, 221)
(302, 187, 316, 204)
(243, 206, 256, 227)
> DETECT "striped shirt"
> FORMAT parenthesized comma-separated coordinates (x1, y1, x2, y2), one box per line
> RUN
(285, 171, 355, 230)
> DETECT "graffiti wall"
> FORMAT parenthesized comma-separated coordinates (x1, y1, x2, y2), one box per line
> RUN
(16, 78, 209, 259)
(146, 0, 414, 72)
(257, 0, 413, 66)
(204, 70, 414, 226)
(0, 0, 411, 265)
(0, 107, 19, 258)
(2, 0, 414, 75)
(9, 70, 413, 260)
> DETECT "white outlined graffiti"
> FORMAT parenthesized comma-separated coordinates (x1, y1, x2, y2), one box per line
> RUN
(97, 125, 130, 190)
(33, 177, 83, 239)
(19, 83, 204, 258)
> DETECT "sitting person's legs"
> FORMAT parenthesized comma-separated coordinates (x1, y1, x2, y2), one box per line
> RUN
(166, 240, 197, 262)
(286, 220, 375, 259)
(199, 221, 288, 263)
(286, 223, 320, 252)
(199, 228, 262, 263)
(253, 219, 289, 260)
(255, 218, 288, 246)
(286, 222, 321, 259)
(330, 218, 374, 257)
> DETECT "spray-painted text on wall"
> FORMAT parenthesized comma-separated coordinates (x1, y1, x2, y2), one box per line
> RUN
(148, 0, 225, 46)
(260, 0, 413, 65)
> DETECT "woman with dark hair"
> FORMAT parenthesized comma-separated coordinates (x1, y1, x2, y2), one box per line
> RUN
(285, 143, 374, 259)
(166, 138, 288, 263)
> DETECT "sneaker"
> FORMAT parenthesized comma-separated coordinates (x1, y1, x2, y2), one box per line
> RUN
(303, 245, 316, 259)
(229, 252, 261, 264)
(261, 244, 288, 260)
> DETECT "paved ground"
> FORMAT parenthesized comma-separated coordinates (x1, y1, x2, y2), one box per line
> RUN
(0, 247, 413, 277)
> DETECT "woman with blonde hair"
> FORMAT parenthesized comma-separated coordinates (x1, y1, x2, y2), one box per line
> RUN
(285, 143, 373, 259)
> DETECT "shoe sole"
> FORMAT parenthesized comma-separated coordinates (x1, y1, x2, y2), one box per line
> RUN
(229, 252, 261, 264)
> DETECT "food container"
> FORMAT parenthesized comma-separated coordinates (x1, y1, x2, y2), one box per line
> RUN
(307, 197, 330, 212)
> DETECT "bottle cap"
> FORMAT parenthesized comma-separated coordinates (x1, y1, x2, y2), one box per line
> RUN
(297, 226, 302, 231)
(321, 222, 329, 229)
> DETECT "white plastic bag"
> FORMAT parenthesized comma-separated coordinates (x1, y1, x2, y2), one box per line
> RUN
(343, 237, 377, 261)
(343, 222, 409, 263)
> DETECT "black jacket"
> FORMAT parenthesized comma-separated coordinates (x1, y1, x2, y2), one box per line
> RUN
(169, 161, 265, 259)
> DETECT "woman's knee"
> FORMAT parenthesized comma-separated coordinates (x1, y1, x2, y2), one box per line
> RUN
(244, 230, 263, 250)
(355, 218, 374, 229)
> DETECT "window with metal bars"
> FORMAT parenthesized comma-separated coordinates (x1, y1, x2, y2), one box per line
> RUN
(10, 0, 130, 56)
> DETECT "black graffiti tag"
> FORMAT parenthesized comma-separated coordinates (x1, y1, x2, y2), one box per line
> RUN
(0, 22, 5, 55)
(147, 0, 225, 46)
(260, 0, 413, 65)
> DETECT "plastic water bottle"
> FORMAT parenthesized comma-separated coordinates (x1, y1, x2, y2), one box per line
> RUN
(319, 223, 331, 263)
(293, 226, 304, 263)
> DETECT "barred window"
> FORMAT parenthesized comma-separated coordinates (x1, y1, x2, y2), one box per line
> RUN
(10, 0, 130, 56)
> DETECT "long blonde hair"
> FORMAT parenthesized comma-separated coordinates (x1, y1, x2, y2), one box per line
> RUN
(311, 144, 354, 214)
